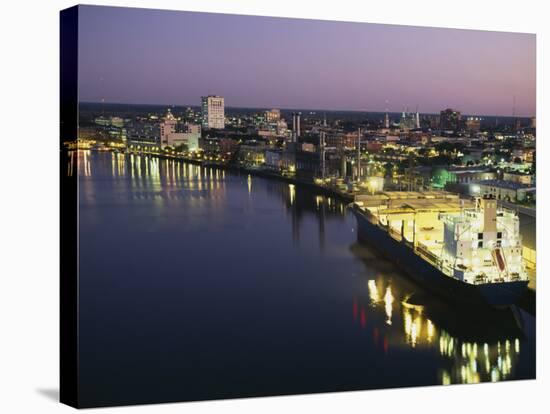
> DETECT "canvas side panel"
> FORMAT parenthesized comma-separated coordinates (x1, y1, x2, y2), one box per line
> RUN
(60, 5, 79, 408)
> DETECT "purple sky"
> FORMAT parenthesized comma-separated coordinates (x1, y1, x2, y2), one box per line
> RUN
(78, 5, 536, 116)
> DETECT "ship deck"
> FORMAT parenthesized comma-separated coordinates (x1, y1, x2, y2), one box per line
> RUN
(354, 191, 474, 268)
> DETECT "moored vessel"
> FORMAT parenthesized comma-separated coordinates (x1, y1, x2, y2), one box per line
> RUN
(351, 191, 529, 307)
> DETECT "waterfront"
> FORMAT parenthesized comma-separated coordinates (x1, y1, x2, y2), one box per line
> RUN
(77, 151, 535, 407)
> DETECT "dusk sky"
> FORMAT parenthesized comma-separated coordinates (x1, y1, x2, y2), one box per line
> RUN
(78, 5, 536, 116)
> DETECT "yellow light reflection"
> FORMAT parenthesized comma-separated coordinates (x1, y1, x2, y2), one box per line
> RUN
(384, 286, 394, 326)
(368, 280, 379, 303)
(427, 319, 434, 343)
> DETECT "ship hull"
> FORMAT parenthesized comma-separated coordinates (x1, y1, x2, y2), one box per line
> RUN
(351, 206, 528, 308)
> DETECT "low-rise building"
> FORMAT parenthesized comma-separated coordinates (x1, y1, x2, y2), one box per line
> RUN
(470, 180, 535, 202)
(238, 142, 267, 165)
(265, 149, 283, 171)
(163, 123, 201, 151)
(429, 166, 496, 188)
(503, 171, 535, 185)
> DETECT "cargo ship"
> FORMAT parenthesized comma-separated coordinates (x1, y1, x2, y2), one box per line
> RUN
(351, 191, 529, 307)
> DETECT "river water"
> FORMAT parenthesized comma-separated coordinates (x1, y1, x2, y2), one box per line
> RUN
(76, 150, 535, 407)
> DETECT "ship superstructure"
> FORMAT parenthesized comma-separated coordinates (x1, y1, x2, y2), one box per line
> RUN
(440, 197, 526, 285)
(352, 191, 529, 306)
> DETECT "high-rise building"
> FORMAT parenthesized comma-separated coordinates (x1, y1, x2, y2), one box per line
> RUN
(160, 108, 177, 146)
(465, 117, 481, 132)
(399, 109, 416, 131)
(440, 108, 461, 131)
(201, 95, 225, 129)
(265, 109, 281, 123)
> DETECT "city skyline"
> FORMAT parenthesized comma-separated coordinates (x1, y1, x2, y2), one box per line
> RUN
(80, 100, 535, 119)
(78, 5, 536, 117)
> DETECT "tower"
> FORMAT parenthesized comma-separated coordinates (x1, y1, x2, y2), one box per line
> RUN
(160, 108, 177, 147)
(291, 112, 301, 142)
(320, 130, 326, 180)
(384, 100, 390, 129)
(201, 95, 225, 129)
(512, 95, 521, 132)
(356, 128, 362, 182)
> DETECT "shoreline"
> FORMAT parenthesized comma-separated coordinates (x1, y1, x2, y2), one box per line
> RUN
(120, 148, 356, 203)
(97, 148, 536, 308)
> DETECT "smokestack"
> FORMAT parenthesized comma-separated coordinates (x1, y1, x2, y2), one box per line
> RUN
(292, 113, 296, 142)
(357, 128, 361, 182)
(481, 196, 497, 233)
(320, 131, 326, 179)
(296, 112, 301, 139)
(341, 153, 347, 178)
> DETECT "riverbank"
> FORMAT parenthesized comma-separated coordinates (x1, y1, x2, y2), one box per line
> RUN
(122, 148, 356, 203)
(114, 148, 536, 310)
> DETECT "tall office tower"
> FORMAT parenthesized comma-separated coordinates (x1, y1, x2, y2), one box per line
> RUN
(201, 95, 225, 129)
(439, 108, 462, 131)
(265, 108, 281, 123)
(160, 108, 177, 146)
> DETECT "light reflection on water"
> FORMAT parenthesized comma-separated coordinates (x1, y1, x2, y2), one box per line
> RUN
(351, 254, 529, 385)
(74, 150, 534, 405)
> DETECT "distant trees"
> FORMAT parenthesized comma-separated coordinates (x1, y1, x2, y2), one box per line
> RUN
(417, 154, 453, 167)
(417, 147, 432, 157)
(434, 141, 465, 154)
(174, 144, 188, 153)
